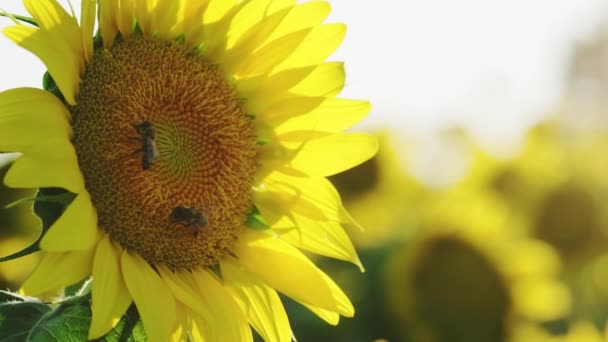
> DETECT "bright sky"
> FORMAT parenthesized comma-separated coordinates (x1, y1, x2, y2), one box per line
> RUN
(1, 1, 607, 146)
(328, 0, 608, 140)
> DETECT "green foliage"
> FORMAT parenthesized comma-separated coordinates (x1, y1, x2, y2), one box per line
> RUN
(0, 299, 50, 341)
(0, 287, 147, 341)
(27, 300, 92, 342)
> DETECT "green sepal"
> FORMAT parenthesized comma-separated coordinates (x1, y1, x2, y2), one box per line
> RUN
(174, 33, 186, 43)
(0, 11, 38, 27)
(99, 305, 147, 342)
(256, 138, 270, 146)
(194, 42, 208, 54)
(93, 32, 104, 50)
(246, 207, 270, 231)
(0, 188, 75, 262)
(42, 72, 66, 103)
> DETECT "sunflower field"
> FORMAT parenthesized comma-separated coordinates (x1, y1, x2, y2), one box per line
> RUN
(1, 1, 608, 342)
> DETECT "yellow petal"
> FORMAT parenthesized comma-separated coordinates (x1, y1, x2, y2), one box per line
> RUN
(0, 88, 71, 152)
(280, 221, 362, 271)
(267, 133, 378, 177)
(204, 0, 238, 24)
(191, 268, 253, 342)
(303, 304, 339, 325)
(89, 235, 132, 339)
(266, 0, 296, 14)
(23, 0, 82, 57)
(234, 230, 348, 313)
(225, 0, 273, 48)
(161, 1, 188, 39)
(237, 28, 311, 78)
(266, 1, 331, 43)
(275, 23, 346, 72)
(4, 141, 85, 193)
(253, 173, 362, 269)
(219, 6, 293, 73)
(21, 249, 94, 296)
(221, 256, 292, 342)
(200, 2, 242, 56)
(116, 0, 136, 37)
(3, 25, 81, 105)
(182, 0, 210, 47)
(40, 192, 99, 252)
(258, 96, 324, 122)
(290, 62, 344, 97)
(246, 61, 345, 112)
(121, 250, 176, 342)
(170, 302, 197, 342)
(14, 0, 83, 104)
(98, 0, 118, 48)
(272, 98, 371, 133)
(80, 0, 96, 61)
(242, 65, 316, 98)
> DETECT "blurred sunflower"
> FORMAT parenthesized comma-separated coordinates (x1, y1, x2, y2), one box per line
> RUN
(386, 189, 570, 342)
(0, 0, 377, 341)
(330, 132, 427, 249)
(460, 122, 608, 320)
(0, 154, 40, 290)
(511, 321, 607, 342)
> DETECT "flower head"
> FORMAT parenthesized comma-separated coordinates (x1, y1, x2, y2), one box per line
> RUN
(0, 0, 377, 340)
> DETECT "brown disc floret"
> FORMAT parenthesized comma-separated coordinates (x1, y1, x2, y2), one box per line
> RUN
(70, 34, 258, 269)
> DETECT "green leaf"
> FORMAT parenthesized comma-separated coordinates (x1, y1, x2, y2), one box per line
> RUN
(99, 305, 147, 342)
(0, 290, 29, 303)
(63, 277, 92, 298)
(0, 300, 50, 342)
(246, 206, 270, 231)
(28, 301, 91, 342)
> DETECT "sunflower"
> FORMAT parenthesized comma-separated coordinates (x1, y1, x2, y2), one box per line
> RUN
(458, 121, 608, 321)
(385, 189, 570, 342)
(0, 0, 377, 341)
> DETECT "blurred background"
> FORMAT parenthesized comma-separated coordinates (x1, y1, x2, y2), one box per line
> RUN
(3, 0, 608, 341)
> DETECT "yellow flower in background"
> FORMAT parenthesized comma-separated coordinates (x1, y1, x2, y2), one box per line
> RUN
(385, 190, 570, 342)
(512, 321, 607, 342)
(457, 121, 608, 320)
(0, 0, 377, 341)
(0, 154, 40, 289)
(330, 132, 428, 249)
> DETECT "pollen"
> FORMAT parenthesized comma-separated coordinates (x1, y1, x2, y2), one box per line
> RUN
(70, 34, 258, 269)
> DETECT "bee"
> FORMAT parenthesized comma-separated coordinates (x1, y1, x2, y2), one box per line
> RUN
(129, 121, 158, 170)
(171, 206, 208, 236)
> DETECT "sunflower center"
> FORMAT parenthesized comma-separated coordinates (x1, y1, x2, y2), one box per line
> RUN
(69, 34, 257, 269)
(534, 184, 599, 259)
(395, 237, 511, 342)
